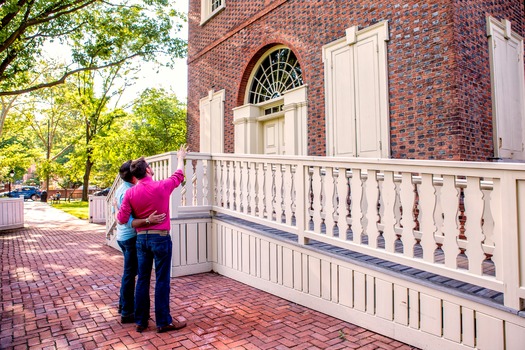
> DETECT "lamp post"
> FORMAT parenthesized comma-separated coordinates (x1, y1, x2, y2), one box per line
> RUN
(9, 170, 14, 193)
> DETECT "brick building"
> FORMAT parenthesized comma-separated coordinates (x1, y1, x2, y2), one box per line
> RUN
(187, 0, 525, 161)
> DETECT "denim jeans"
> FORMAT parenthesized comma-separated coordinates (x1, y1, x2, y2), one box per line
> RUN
(135, 234, 173, 328)
(117, 236, 138, 317)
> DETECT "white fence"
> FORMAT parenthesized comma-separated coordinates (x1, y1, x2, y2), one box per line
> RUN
(88, 195, 106, 224)
(0, 197, 24, 230)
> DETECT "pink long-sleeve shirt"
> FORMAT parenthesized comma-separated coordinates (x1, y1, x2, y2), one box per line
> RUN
(117, 169, 184, 232)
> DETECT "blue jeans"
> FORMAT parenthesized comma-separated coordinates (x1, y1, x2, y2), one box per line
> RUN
(135, 234, 173, 328)
(117, 236, 138, 317)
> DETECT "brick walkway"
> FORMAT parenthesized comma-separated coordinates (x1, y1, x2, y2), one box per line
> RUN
(0, 202, 418, 350)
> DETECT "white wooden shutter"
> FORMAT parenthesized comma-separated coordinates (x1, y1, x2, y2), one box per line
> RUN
(354, 34, 382, 158)
(488, 17, 525, 160)
(323, 21, 390, 158)
(331, 44, 356, 157)
(199, 89, 225, 153)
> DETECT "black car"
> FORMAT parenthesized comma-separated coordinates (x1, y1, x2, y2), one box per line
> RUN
(7, 186, 42, 201)
(93, 188, 110, 196)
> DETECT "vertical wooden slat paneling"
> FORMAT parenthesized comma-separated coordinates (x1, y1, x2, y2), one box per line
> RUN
(366, 274, 375, 315)
(224, 228, 232, 268)
(302, 254, 309, 293)
(476, 313, 504, 350)
(198, 222, 208, 263)
(442, 301, 461, 344)
(241, 233, 252, 273)
(309, 256, 321, 297)
(270, 242, 278, 283)
(260, 240, 270, 280)
(376, 279, 393, 321)
(331, 264, 338, 302)
(283, 247, 293, 288)
(171, 224, 181, 267)
(461, 307, 475, 348)
(506, 322, 525, 350)
(393, 285, 408, 326)
(354, 271, 366, 312)
(293, 251, 302, 291)
(339, 266, 353, 307)
(186, 223, 198, 265)
(250, 235, 257, 276)
(409, 290, 419, 329)
(321, 260, 331, 300)
(179, 223, 188, 265)
(230, 227, 237, 270)
(420, 294, 442, 336)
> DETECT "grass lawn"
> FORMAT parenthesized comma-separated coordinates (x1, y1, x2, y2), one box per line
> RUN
(51, 201, 89, 220)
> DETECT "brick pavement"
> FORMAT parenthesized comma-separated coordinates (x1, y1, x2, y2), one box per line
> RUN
(0, 202, 418, 350)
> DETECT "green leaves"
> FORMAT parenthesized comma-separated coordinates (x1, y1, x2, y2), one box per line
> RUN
(0, 0, 187, 96)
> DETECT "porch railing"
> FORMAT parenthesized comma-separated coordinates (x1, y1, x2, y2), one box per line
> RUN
(139, 152, 525, 311)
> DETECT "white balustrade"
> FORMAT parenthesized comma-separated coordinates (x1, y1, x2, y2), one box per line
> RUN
(107, 152, 525, 310)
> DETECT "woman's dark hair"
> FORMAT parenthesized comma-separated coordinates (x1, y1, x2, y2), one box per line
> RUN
(119, 160, 133, 183)
(130, 157, 148, 179)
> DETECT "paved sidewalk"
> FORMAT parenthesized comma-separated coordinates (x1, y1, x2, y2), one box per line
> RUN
(0, 202, 417, 350)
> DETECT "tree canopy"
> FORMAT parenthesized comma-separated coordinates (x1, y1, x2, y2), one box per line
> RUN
(0, 0, 186, 96)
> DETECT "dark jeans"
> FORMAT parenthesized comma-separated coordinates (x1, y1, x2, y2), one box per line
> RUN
(117, 236, 138, 317)
(135, 234, 173, 328)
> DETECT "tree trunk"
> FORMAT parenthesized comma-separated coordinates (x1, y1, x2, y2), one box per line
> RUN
(82, 157, 93, 201)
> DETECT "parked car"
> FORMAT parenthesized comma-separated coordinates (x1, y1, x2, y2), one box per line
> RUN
(7, 186, 42, 201)
(93, 188, 110, 196)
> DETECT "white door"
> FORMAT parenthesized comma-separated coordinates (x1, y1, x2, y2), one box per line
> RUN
(263, 117, 285, 155)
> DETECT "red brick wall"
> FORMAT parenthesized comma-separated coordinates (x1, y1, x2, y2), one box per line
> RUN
(187, 0, 525, 160)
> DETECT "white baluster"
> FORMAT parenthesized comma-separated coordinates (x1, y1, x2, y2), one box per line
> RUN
(441, 175, 459, 268)
(419, 173, 437, 263)
(282, 164, 293, 226)
(464, 177, 485, 275)
(324, 167, 336, 237)
(365, 170, 379, 248)
(336, 168, 349, 240)
(381, 171, 397, 253)
(399, 172, 416, 257)
(350, 168, 364, 244)
(311, 166, 323, 233)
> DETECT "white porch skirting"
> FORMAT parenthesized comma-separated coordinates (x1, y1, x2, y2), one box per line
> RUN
(207, 216, 524, 350)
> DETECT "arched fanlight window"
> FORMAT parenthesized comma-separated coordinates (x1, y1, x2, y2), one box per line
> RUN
(248, 47, 303, 104)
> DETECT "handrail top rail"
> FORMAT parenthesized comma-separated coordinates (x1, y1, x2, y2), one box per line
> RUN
(199, 153, 525, 172)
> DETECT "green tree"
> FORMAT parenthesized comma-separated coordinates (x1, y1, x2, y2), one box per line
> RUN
(0, 111, 39, 185)
(0, 0, 187, 132)
(15, 79, 80, 191)
(91, 88, 186, 187)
